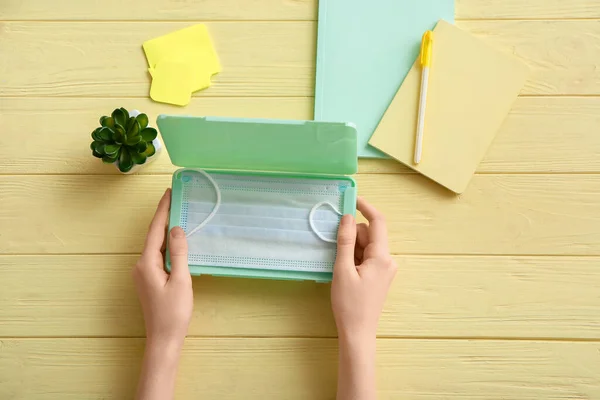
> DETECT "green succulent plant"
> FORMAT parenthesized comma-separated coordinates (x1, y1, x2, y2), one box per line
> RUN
(90, 108, 158, 173)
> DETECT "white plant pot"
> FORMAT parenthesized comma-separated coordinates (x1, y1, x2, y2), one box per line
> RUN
(114, 109, 162, 174)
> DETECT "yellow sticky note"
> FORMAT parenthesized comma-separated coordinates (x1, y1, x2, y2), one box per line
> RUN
(369, 20, 529, 194)
(149, 62, 194, 107)
(143, 24, 221, 93)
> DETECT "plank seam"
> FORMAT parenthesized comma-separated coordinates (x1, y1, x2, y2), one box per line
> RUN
(2, 335, 600, 342)
(2, 252, 600, 257)
(2, 18, 600, 22)
(2, 173, 600, 177)
(2, 95, 600, 100)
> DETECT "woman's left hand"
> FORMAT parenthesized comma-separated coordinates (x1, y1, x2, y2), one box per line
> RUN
(132, 188, 193, 348)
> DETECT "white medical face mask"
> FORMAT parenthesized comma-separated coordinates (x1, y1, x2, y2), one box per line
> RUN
(177, 170, 351, 273)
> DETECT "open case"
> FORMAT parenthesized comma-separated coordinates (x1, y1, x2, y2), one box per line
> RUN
(157, 115, 358, 282)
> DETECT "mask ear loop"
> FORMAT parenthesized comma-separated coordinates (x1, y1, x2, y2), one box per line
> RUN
(309, 201, 343, 244)
(185, 169, 222, 238)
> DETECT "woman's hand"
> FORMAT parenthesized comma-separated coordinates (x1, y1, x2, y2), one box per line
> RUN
(331, 197, 397, 400)
(331, 196, 397, 341)
(133, 188, 193, 347)
(133, 189, 193, 400)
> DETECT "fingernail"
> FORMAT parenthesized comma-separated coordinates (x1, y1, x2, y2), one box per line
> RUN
(171, 226, 185, 238)
(165, 188, 171, 196)
(340, 214, 354, 226)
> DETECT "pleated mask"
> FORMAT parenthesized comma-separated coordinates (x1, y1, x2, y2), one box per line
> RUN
(177, 170, 352, 273)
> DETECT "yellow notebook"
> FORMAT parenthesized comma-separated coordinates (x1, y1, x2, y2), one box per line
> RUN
(369, 20, 529, 193)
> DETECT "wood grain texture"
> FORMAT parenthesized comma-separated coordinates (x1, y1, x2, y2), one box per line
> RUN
(0, 0, 316, 21)
(2, 255, 600, 339)
(4, 0, 600, 20)
(456, 0, 600, 19)
(2, 21, 600, 97)
(480, 96, 600, 173)
(0, 22, 316, 97)
(2, 0, 600, 395)
(0, 97, 313, 174)
(2, 97, 600, 174)
(458, 20, 600, 95)
(0, 175, 599, 256)
(365, 174, 600, 256)
(1, 338, 599, 400)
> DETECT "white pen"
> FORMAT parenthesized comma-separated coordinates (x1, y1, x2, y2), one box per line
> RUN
(414, 30, 433, 165)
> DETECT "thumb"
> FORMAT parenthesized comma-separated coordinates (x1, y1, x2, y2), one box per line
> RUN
(168, 227, 190, 282)
(334, 215, 357, 275)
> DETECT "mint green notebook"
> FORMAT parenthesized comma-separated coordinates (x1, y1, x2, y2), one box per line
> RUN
(157, 115, 358, 282)
(314, 0, 454, 158)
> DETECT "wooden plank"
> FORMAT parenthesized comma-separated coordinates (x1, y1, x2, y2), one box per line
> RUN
(2, 21, 600, 97)
(0, 97, 313, 174)
(4, 0, 600, 21)
(2, 255, 600, 339)
(0, 0, 316, 21)
(363, 96, 600, 174)
(2, 97, 600, 175)
(1, 338, 599, 399)
(0, 175, 599, 256)
(364, 174, 600, 255)
(458, 20, 600, 95)
(0, 22, 316, 97)
(457, 0, 600, 19)
(481, 96, 600, 173)
(0, 97, 313, 173)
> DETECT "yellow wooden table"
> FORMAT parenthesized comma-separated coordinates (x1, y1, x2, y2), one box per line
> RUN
(1, 0, 600, 398)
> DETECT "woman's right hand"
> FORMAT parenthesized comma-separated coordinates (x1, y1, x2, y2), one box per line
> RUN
(331, 197, 397, 342)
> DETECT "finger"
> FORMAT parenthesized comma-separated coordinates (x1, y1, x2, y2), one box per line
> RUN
(143, 189, 171, 254)
(354, 223, 368, 263)
(354, 246, 364, 265)
(160, 224, 168, 254)
(132, 254, 166, 286)
(356, 223, 369, 249)
(334, 214, 358, 278)
(356, 197, 389, 252)
(168, 226, 191, 283)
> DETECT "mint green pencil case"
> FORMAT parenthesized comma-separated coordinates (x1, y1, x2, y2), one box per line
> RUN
(157, 115, 358, 282)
